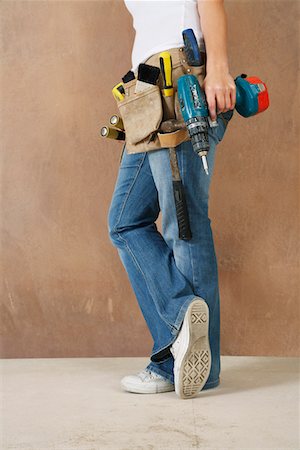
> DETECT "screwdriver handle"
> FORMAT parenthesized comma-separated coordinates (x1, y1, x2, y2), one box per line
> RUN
(159, 52, 174, 97)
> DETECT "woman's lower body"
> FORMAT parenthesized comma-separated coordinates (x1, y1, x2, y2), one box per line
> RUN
(107, 116, 229, 390)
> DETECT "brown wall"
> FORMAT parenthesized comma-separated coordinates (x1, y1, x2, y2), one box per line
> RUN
(1, 1, 299, 358)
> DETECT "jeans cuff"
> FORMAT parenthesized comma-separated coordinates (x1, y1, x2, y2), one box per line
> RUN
(202, 377, 220, 390)
(171, 294, 200, 334)
(146, 362, 174, 384)
(149, 295, 198, 363)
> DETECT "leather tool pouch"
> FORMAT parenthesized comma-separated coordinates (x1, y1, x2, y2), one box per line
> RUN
(116, 79, 163, 153)
(114, 47, 206, 154)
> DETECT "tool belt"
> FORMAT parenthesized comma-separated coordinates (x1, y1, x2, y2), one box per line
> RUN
(114, 46, 206, 154)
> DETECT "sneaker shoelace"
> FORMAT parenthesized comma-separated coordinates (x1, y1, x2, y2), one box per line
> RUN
(138, 368, 165, 381)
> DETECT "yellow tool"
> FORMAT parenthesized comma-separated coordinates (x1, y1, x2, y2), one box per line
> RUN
(159, 51, 174, 97)
(159, 51, 176, 121)
(112, 82, 125, 102)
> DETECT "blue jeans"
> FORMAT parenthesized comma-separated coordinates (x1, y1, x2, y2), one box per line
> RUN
(107, 110, 234, 389)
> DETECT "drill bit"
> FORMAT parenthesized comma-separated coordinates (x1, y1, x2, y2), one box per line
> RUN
(198, 151, 209, 175)
(202, 154, 209, 175)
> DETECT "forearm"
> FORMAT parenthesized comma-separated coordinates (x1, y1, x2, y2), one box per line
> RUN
(197, 0, 229, 73)
(197, 0, 236, 119)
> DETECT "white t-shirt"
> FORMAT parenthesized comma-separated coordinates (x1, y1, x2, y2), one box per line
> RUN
(124, 0, 205, 73)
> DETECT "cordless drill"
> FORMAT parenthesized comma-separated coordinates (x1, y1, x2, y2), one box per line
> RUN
(177, 73, 269, 174)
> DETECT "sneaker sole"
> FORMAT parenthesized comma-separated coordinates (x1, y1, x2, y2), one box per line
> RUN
(174, 298, 211, 399)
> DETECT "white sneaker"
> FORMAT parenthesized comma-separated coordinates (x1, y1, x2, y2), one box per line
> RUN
(120, 368, 175, 394)
(170, 297, 211, 399)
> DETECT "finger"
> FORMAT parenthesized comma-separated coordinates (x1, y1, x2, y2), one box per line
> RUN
(215, 90, 225, 114)
(230, 85, 236, 109)
(224, 88, 231, 112)
(206, 90, 217, 121)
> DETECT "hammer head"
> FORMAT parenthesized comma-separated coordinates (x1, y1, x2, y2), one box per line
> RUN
(159, 119, 186, 133)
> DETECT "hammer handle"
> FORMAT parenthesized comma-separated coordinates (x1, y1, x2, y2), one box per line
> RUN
(172, 180, 192, 240)
(168, 146, 192, 240)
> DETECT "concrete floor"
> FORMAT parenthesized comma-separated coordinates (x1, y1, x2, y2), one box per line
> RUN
(0, 356, 299, 450)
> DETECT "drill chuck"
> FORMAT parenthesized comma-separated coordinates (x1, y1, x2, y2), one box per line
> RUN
(186, 116, 210, 155)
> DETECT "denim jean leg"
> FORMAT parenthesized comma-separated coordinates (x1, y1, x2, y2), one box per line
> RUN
(147, 126, 222, 388)
(107, 148, 197, 371)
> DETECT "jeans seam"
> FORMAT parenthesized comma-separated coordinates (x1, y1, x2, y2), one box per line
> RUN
(188, 240, 198, 290)
(112, 152, 147, 234)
